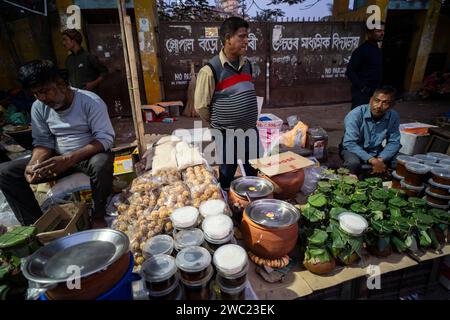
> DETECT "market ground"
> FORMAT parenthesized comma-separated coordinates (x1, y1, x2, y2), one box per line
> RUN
(113, 98, 450, 168)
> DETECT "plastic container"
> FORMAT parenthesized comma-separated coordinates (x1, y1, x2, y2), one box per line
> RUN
(202, 215, 234, 250)
(149, 283, 184, 300)
(141, 254, 178, 294)
(199, 200, 227, 219)
(431, 168, 450, 186)
(337, 212, 368, 236)
(176, 246, 212, 282)
(213, 244, 248, 287)
(427, 152, 450, 162)
(174, 228, 204, 253)
(428, 179, 450, 196)
(306, 127, 328, 161)
(142, 235, 174, 259)
(404, 162, 430, 186)
(439, 159, 450, 167)
(425, 199, 449, 210)
(391, 171, 403, 189)
(396, 155, 419, 177)
(170, 206, 199, 231)
(216, 275, 247, 300)
(180, 264, 214, 300)
(400, 179, 425, 198)
(414, 154, 439, 163)
(425, 188, 450, 206)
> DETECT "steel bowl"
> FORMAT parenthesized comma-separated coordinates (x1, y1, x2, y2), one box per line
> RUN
(21, 229, 130, 285)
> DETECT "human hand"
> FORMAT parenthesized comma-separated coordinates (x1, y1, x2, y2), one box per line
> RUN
(32, 155, 74, 179)
(369, 157, 386, 174)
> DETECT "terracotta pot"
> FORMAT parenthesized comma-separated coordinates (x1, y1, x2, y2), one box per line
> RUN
(304, 257, 336, 275)
(45, 251, 131, 300)
(262, 169, 305, 200)
(240, 205, 299, 260)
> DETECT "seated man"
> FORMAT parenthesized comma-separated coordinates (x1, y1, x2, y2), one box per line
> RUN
(341, 86, 401, 175)
(0, 60, 115, 228)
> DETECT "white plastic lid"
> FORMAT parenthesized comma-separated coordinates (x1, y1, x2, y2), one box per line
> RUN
(426, 200, 449, 210)
(423, 162, 447, 170)
(425, 188, 450, 200)
(170, 206, 199, 229)
(141, 254, 178, 283)
(143, 235, 174, 259)
(428, 178, 450, 190)
(213, 244, 248, 275)
(405, 162, 430, 174)
(176, 246, 211, 273)
(427, 152, 450, 162)
(439, 159, 450, 166)
(431, 168, 450, 180)
(392, 170, 404, 180)
(338, 212, 368, 236)
(414, 154, 438, 163)
(199, 200, 226, 218)
(396, 155, 418, 165)
(174, 228, 204, 250)
(400, 179, 425, 191)
(202, 215, 233, 240)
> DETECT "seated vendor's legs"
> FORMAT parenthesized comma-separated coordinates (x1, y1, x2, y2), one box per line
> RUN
(341, 150, 363, 175)
(0, 157, 43, 225)
(74, 151, 114, 225)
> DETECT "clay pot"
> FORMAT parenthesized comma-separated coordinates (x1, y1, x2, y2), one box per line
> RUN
(263, 169, 305, 200)
(45, 251, 131, 300)
(304, 257, 336, 275)
(240, 199, 299, 259)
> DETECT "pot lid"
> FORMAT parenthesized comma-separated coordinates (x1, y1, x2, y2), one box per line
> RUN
(338, 212, 368, 236)
(245, 199, 300, 228)
(202, 215, 233, 240)
(405, 162, 430, 174)
(170, 206, 199, 229)
(396, 155, 418, 165)
(141, 254, 177, 283)
(427, 152, 450, 162)
(199, 200, 226, 218)
(392, 170, 404, 180)
(176, 246, 211, 273)
(143, 235, 174, 259)
(400, 179, 425, 191)
(213, 244, 247, 275)
(231, 176, 274, 198)
(174, 228, 204, 249)
(21, 229, 129, 284)
(414, 154, 438, 163)
(431, 168, 450, 180)
(425, 188, 450, 200)
(428, 178, 450, 190)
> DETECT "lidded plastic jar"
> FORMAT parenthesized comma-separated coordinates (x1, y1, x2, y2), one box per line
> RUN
(216, 275, 247, 300)
(431, 168, 450, 186)
(396, 155, 419, 177)
(404, 162, 430, 186)
(414, 154, 439, 163)
(425, 188, 450, 206)
(391, 171, 403, 189)
(213, 244, 249, 287)
(199, 199, 227, 219)
(425, 199, 449, 210)
(428, 179, 450, 196)
(170, 206, 200, 232)
(176, 246, 212, 282)
(202, 215, 234, 252)
(143, 234, 174, 259)
(337, 212, 368, 237)
(427, 152, 450, 163)
(400, 179, 425, 198)
(174, 228, 204, 253)
(141, 254, 179, 296)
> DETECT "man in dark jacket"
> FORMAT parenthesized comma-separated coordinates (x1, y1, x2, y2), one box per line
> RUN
(346, 22, 385, 109)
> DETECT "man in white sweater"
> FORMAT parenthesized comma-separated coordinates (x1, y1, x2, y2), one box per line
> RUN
(0, 60, 115, 228)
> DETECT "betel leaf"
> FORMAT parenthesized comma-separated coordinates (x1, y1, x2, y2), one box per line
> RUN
(389, 207, 403, 219)
(308, 193, 328, 208)
(304, 247, 332, 263)
(301, 205, 326, 223)
(412, 212, 435, 226)
(308, 229, 329, 246)
(428, 208, 450, 224)
(388, 188, 406, 199)
(370, 219, 394, 235)
(351, 193, 368, 203)
(356, 181, 369, 190)
(427, 229, 440, 249)
(333, 193, 352, 206)
(371, 189, 390, 202)
(419, 230, 432, 247)
(318, 181, 332, 188)
(368, 201, 387, 212)
(408, 197, 427, 208)
(391, 236, 408, 252)
(343, 176, 358, 185)
(337, 168, 350, 175)
(350, 202, 368, 214)
(329, 207, 347, 220)
(388, 197, 409, 208)
(371, 210, 384, 221)
(390, 216, 413, 235)
(365, 177, 382, 187)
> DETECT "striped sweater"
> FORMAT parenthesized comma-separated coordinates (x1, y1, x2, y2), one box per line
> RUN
(207, 55, 258, 130)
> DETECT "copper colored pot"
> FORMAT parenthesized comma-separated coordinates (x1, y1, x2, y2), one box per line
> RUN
(240, 199, 299, 259)
(262, 169, 305, 200)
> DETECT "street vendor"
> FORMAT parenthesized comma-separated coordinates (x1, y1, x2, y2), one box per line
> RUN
(62, 29, 108, 93)
(194, 17, 261, 189)
(0, 60, 115, 228)
(340, 86, 401, 175)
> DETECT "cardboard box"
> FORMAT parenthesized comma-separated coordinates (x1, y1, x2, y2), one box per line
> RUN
(249, 151, 315, 177)
(113, 146, 138, 176)
(34, 203, 89, 245)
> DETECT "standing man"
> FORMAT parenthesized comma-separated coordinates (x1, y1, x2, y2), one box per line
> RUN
(0, 60, 115, 228)
(62, 29, 108, 93)
(346, 22, 385, 109)
(341, 86, 401, 176)
(195, 17, 261, 189)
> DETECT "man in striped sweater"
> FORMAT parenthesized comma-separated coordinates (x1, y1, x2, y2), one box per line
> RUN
(195, 17, 261, 189)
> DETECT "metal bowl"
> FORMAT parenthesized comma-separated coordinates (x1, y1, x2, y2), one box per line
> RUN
(21, 229, 130, 284)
